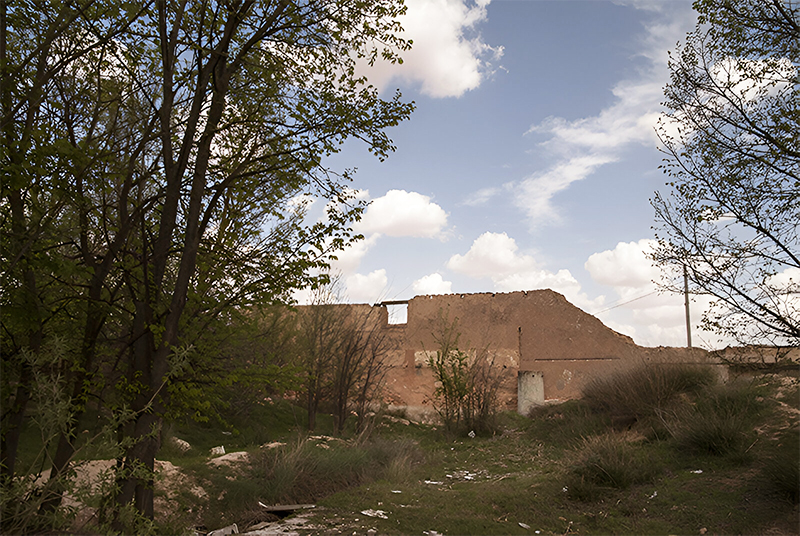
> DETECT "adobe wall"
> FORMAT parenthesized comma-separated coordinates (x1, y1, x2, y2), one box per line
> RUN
(373, 290, 709, 419)
(291, 290, 711, 421)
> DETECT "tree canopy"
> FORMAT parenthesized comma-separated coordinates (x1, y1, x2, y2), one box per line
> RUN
(651, 0, 799, 347)
(1, 0, 413, 530)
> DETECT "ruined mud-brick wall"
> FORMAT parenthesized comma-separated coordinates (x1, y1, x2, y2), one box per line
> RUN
(371, 290, 709, 419)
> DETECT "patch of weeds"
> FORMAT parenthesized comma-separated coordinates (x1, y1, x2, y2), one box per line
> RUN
(248, 436, 424, 505)
(583, 362, 716, 424)
(168, 399, 311, 455)
(565, 433, 661, 502)
(761, 424, 800, 503)
(674, 381, 763, 460)
(526, 400, 612, 450)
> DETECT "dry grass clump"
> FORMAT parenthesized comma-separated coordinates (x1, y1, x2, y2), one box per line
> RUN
(761, 424, 800, 504)
(250, 436, 423, 504)
(564, 433, 660, 502)
(582, 362, 716, 426)
(673, 382, 763, 458)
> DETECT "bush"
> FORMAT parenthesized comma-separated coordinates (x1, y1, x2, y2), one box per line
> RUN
(427, 312, 503, 437)
(762, 425, 800, 504)
(250, 436, 422, 504)
(582, 362, 716, 425)
(526, 400, 611, 449)
(674, 382, 763, 459)
(565, 433, 660, 501)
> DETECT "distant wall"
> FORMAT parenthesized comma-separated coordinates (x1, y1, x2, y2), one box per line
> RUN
(297, 290, 710, 420)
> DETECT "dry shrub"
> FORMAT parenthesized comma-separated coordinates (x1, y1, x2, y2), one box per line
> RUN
(565, 433, 660, 502)
(582, 362, 716, 425)
(762, 424, 800, 504)
(673, 381, 763, 460)
(250, 436, 422, 503)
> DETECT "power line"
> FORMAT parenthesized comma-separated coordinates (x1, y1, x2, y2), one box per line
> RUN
(592, 290, 659, 315)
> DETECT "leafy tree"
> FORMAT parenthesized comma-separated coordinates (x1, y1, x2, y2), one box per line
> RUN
(651, 0, 799, 346)
(2, 0, 413, 529)
(427, 311, 503, 436)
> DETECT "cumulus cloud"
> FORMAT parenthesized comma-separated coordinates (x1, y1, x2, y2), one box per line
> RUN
(447, 232, 533, 278)
(584, 239, 719, 347)
(346, 269, 389, 304)
(357, 189, 448, 238)
(447, 232, 602, 310)
(362, 0, 503, 98)
(514, 4, 696, 226)
(327, 234, 380, 275)
(585, 239, 662, 290)
(413, 273, 453, 295)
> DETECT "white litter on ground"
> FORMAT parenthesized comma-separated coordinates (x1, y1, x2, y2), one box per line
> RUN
(361, 510, 388, 519)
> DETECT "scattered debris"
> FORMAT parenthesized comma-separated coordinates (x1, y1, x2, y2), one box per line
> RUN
(207, 523, 238, 536)
(238, 511, 317, 536)
(445, 470, 486, 481)
(518, 522, 530, 529)
(648, 491, 658, 500)
(361, 509, 388, 519)
(690, 469, 703, 474)
(168, 436, 192, 452)
(308, 435, 342, 442)
(383, 415, 411, 426)
(391, 490, 402, 494)
(424, 480, 443, 485)
(260, 441, 286, 449)
(245, 521, 274, 532)
(210, 445, 226, 456)
(208, 451, 249, 467)
(257, 503, 316, 515)
(468, 430, 476, 438)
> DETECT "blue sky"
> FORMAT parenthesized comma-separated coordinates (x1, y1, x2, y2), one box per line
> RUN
(304, 0, 720, 348)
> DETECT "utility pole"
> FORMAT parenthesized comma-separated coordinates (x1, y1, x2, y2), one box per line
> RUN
(683, 264, 692, 348)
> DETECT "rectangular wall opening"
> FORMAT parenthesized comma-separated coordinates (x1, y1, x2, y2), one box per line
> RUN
(385, 303, 408, 325)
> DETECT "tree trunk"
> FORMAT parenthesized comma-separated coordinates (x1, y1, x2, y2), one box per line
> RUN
(0, 364, 32, 480)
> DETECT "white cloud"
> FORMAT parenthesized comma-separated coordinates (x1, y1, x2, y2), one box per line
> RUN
(413, 273, 453, 295)
(462, 186, 501, 206)
(765, 266, 800, 321)
(514, 4, 696, 226)
(328, 233, 380, 275)
(585, 239, 661, 290)
(447, 232, 534, 278)
(447, 231, 602, 310)
(584, 239, 720, 347)
(323, 189, 448, 275)
(346, 269, 389, 304)
(362, 0, 502, 98)
(357, 189, 448, 238)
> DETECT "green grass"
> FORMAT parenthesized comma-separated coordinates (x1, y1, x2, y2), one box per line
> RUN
(14, 370, 799, 535)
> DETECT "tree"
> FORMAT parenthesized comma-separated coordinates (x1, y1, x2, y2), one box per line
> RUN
(294, 282, 389, 435)
(1, 0, 413, 529)
(328, 304, 389, 435)
(427, 310, 503, 436)
(651, 0, 799, 347)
